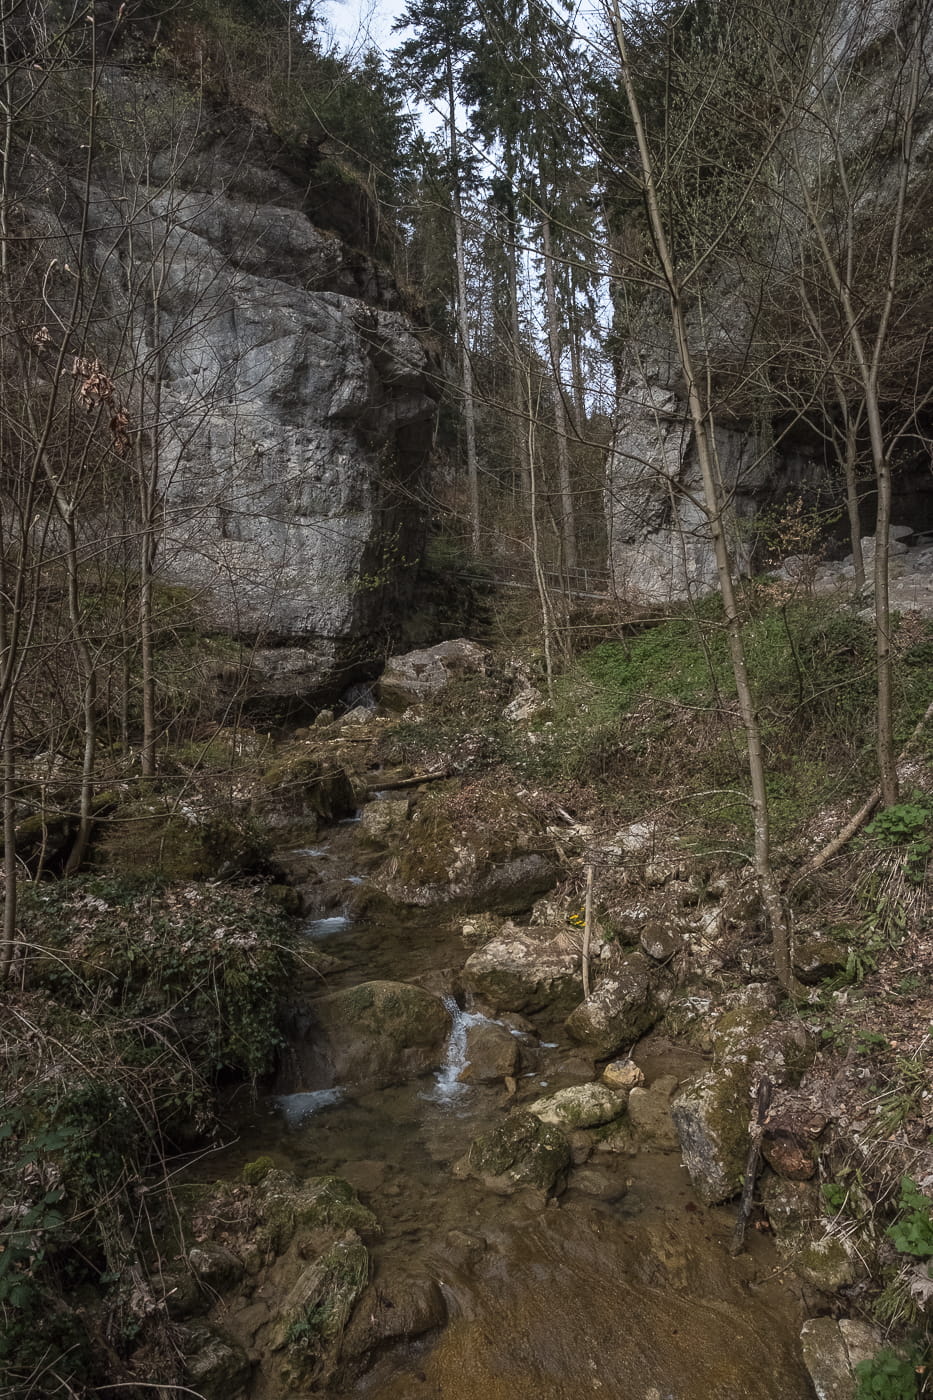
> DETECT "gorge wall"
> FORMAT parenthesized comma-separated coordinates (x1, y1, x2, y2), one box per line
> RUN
(25, 63, 438, 713)
(606, 0, 933, 605)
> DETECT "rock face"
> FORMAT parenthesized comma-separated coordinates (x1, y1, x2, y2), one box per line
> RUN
(799, 1317, 882, 1400)
(37, 70, 437, 711)
(606, 1, 933, 604)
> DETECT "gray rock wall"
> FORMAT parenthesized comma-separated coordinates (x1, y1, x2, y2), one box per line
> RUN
(31, 71, 438, 708)
(606, 0, 933, 605)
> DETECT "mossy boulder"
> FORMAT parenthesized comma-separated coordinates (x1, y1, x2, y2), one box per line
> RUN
(270, 1230, 369, 1384)
(462, 926, 580, 1016)
(462, 1111, 571, 1196)
(564, 953, 662, 1058)
(526, 1083, 627, 1130)
(98, 800, 271, 880)
(374, 786, 558, 913)
(377, 639, 489, 709)
(259, 745, 357, 823)
(307, 980, 451, 1090)
(256, 1172, 379, 1256)
(672, 997, 817, 1204)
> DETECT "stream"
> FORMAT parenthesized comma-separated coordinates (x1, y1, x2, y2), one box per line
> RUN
(214, 832, 814, 1398)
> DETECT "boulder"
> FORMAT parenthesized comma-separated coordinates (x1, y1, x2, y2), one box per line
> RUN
(375, 790, 559, 913)
(627, 1075, 680, 1150)
(340, 1270, 447, 1377)
(670, 1069, 750, 1205)
(463, 928, 581, 1016)
(255, 1173, 379, 1257)
(461, 1111, 571, 1196)
(792, 933, 848, 984)
(187, 1242, 243, 1292)
(564, 953, 661, 1058)
(601, 1058, 645, 1092)
(181, 1324, 251, 1400)
(378, 639, 489, 709)
(306, 981, 451, 1090)
(360, 798, 411, 845)
(800, 1317, 882, 1400)
(270, 1231, 369, 1375)
(639, 921, 686, 962)
(671, 995, 816, 1204)
(458, 1020, 520, 1084)
(526, 1082, 627, 1130)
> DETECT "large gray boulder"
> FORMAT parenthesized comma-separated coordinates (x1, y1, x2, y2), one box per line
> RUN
(462, 927, 581, 1016)
(564, 953, 662, 1058)
(378, 639, 489, 709)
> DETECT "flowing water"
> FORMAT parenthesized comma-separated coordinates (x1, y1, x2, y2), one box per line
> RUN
(218, 837, 813, 1398)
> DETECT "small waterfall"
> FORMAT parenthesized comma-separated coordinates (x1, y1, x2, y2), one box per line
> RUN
(426, 995, 503, 1105)
(275, 1087, 345, 1127)
(303, 912, 352, 939)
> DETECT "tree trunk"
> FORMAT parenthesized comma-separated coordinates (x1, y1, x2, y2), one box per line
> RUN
(607, 0, 795, 994)
(540, 200, 577, 571)
(446, 57, 481, 550)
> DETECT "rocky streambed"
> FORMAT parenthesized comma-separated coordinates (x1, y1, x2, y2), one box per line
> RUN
(170, 810, 823, 1400)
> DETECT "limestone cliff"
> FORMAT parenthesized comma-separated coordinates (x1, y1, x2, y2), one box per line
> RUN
(606, 0, 933, 605)
(25, 65, 438, 712)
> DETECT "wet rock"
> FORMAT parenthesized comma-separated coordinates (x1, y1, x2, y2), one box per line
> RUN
(601, 1058, 645, 1092)
(360, 798, 411, 845)
(341, 1270, 447, 1373)
(458, 1020, 520, 1084)
(181, 1323, 251, 1400)
(564, 953, 661, 1058)
(306, 981, 451, 1091)
(800, 1316, 882, 1400)
(463, 927, 581, 1017)
(527, 1082, 627, 1130)
(378, 639, 489, 709)
(270, 1232, 369, 1380)
(187, 1242, 243, 1292)
(570, 1165, 628, 1200)
(627, 1075, 680, 1151)
(461, 1111, 571, 1196)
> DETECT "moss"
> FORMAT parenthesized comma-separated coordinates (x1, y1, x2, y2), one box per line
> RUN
(242, 1156, 275, 1186)
(273, 1232, 370, 1378)
(96, 802, 272, 880)
(259, 747, 356, 821)
(467, 1111, 571, 1193)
